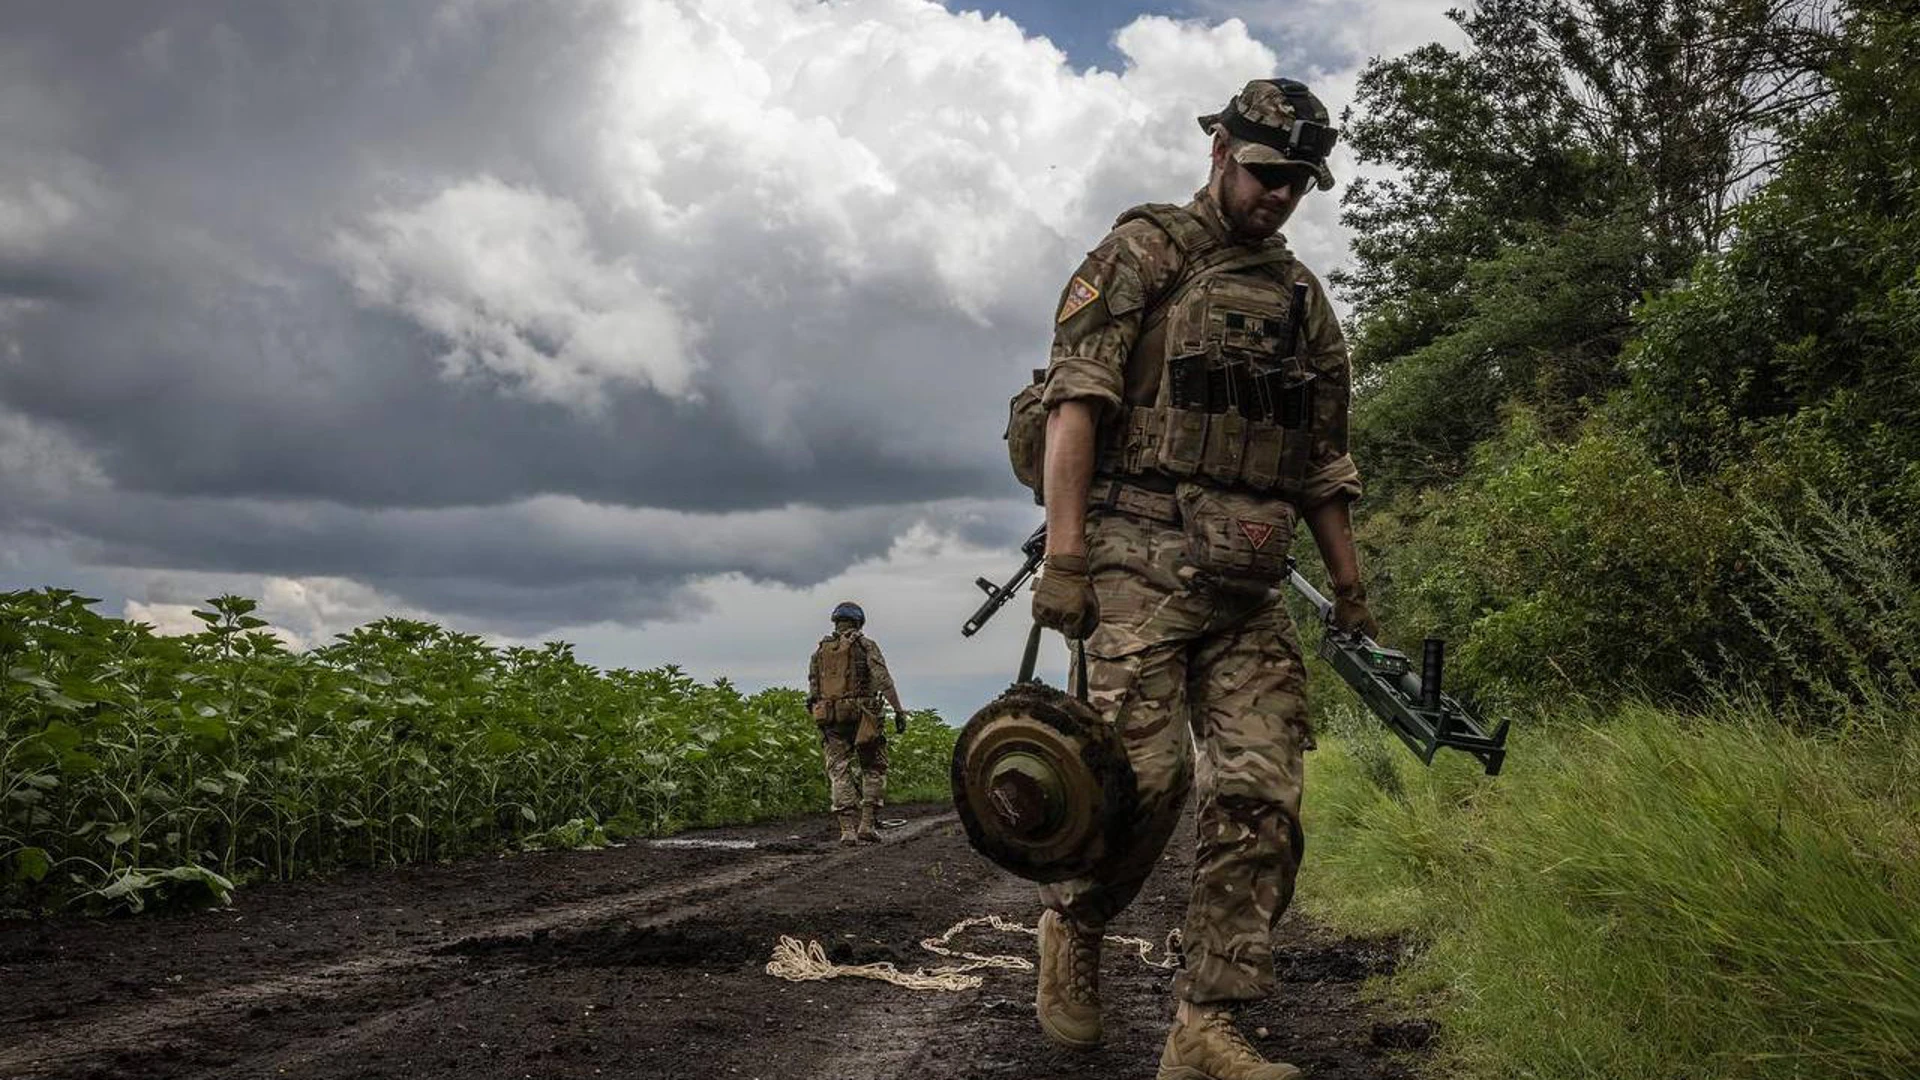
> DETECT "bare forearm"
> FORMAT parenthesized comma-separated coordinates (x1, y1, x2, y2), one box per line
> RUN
(1042, 401, 1098, 557)
(1303, 497, 1361, 590)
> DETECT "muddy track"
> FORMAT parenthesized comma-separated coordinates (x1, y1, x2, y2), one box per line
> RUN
(0, 805, 1430, 1079)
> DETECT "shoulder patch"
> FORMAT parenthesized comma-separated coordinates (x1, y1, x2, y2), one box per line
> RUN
(1056, 275, 1101, 324)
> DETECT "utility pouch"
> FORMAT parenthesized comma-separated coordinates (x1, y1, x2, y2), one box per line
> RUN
(832, 696, 880, 737)
(1175, 482, 1299, 584)
(1242, 421, 1288, 490)
(1156, 407, 1209, 477)
(1276, 373, 1316, 429)
(1200, 409, 1248, 484)
(1005, 369, 1048, 500)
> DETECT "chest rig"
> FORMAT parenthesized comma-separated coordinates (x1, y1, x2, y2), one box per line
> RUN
(1096, 203, 1317, 499)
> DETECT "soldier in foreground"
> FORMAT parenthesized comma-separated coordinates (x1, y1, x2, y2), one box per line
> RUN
(806, 601, 909, 846)
(1026, 80, 1379, 1080)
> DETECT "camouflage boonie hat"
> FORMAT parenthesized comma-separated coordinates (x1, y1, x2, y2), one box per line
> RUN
(1198, 78, 1340, 190)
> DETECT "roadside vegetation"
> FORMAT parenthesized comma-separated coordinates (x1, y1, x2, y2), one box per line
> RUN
(1299, 0, 1920, 1076)
(1, 591, 955, 916)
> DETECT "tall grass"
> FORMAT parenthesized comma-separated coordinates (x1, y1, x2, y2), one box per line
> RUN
(1300, 704, 1920, 1079)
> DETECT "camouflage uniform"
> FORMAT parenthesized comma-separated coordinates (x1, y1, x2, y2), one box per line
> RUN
(807, 627, 897, 815)
(1037, 186, 1361, 1005)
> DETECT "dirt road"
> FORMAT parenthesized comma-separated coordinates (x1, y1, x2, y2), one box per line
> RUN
(0, 805, 1428, 1079)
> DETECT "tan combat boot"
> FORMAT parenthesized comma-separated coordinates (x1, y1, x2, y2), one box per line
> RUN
(1035, 909, 1103, 1049)
(836, 812, 859, 847)
(1157, 1002, 1301, 1080)
(856, 805, 881, 843)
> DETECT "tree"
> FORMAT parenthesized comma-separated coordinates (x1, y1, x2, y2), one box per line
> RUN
(1335, 0, 1837, 495)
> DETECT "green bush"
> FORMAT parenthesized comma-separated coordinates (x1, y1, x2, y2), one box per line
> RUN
(1363, 408, 1743, 711)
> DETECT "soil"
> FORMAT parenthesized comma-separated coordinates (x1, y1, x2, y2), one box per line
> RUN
(0, 804, 1431, 1079)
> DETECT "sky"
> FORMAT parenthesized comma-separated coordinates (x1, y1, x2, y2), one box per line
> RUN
(0, 0, 1466, 724)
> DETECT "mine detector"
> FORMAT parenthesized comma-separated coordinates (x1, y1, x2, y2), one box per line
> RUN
(952, 525, 1508, 882)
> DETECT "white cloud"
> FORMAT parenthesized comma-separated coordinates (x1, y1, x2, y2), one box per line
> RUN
(333, 177, 699, 411)
(122, 576, 416, 652)
(255, 575, 431, 649)
(121, 600, 207, 638)
(586, 0, 1292, 309)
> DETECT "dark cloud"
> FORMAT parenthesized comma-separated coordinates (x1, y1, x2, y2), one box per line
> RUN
(1, 2, 1032, 520)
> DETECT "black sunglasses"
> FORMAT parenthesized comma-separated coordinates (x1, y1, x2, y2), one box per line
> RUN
(1240, 161, 1317, 193)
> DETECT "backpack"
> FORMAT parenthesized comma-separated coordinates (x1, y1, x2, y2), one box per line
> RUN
(814, 633, 870, 702)
(1005, 368, 1049, 500)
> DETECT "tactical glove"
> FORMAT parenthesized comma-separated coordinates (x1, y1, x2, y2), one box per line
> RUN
(1032, 552, 1100, 640)
(1331, 580, 1382, 642)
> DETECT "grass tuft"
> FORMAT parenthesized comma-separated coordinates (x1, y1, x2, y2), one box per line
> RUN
(1300, 703, 1920, 1079)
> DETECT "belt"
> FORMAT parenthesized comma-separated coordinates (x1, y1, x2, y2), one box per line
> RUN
(1089, 474, 1179, 524)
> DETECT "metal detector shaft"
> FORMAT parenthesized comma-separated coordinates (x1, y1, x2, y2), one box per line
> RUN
(1283, 558, 1509, 775)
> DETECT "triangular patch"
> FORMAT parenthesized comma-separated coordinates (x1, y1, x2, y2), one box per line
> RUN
(1238, 520, 1276, 549)
(1056, 275, 1101, 324)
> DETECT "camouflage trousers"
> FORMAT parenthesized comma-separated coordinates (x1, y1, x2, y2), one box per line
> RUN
(1039, 507, 1310, 1005)
(819, 721, 888, 814)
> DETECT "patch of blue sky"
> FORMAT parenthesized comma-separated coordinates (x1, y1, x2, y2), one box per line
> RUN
(945, 0, 1204, 71)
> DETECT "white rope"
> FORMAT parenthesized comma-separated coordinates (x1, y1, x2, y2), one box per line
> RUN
(765, 914, 1183, 992)
(766, 935, 994, 991)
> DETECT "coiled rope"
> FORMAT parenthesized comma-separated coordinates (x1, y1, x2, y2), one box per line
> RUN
(765, 913, 1182, 992)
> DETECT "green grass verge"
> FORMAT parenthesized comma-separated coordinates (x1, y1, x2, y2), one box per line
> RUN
(1297, 703, 1920, 1080)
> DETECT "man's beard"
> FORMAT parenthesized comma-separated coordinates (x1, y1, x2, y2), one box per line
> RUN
(1220, 183, 1292, 241)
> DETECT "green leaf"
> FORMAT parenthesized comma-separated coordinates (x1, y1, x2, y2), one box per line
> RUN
(10, 669, 57, 691)
(37, 721, 82, 753)
(103, 825, 135, 847)
(520, 806, 538, 823)
(97, 870, 153, 903)
(12, 847, 50, 883)
(157, 864, 235, 907)
(182, 715, 229, 741)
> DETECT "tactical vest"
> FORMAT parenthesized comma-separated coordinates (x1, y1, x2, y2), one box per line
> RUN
(1006, 203, 1317, 502)
(1095, 203, 1316, 499)
(815, 632, 872, 702)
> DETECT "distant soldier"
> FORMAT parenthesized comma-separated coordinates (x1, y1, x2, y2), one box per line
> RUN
(806, 601, 909, 845)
